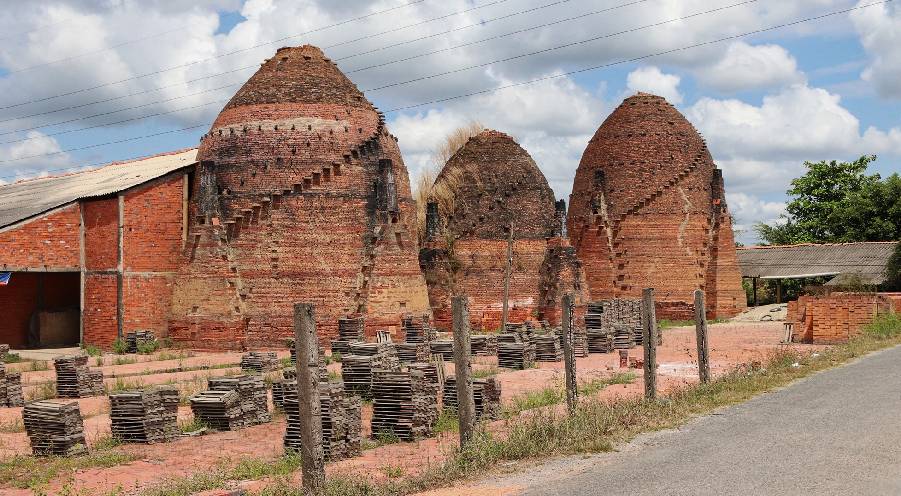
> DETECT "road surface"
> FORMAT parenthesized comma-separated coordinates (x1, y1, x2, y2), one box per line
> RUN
(495, 344, 901, 495)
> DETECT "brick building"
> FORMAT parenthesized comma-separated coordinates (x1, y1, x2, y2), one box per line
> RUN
(420, 130, 587, 330)
(168, 45, 430, 349)
(0, 150, 197, 348)
(0, 45, 430, 349)
(566, 93, 746, 319)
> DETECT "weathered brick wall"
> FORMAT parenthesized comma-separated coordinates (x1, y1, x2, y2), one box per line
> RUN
(790, 293, 892, 344)
(0, 204, 80, 270)
(567, 93, 746, 319)
(169, 45, 429, 349)
(537, 237, 590, 326)
(83, 274, 117, 348)
(82, 197, 118, 270)
(421, 130, 579, 331)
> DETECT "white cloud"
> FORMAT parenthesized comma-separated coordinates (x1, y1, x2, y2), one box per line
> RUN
(727, 191, 787, 228)
(0, 131, 72, 182)
(698, 41, 805, 92)
(851, 1, 901, 98)
(625, 66, 683, 104)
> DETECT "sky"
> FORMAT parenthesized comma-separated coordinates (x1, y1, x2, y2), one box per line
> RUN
(0, 0, 899, 245)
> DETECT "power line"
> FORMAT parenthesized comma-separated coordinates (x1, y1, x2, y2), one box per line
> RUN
(0, 0, 889, 178)
(0, 0, 513, 122)
(0, 0, 718, 137)
(347, 0, 653, 74)
(364, 0, 760, 92)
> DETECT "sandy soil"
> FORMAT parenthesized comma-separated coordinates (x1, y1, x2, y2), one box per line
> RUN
(0, 322, 819, 495)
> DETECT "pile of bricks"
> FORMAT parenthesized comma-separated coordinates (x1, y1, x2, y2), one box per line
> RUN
(428, 340, 454, 361)
(0, 352, 24, 407)
(190, 375, 270, 430)
(585, 302, 613, 353)
(554, 327, 589, 357)
(54, 355, 104, 398)
(240, 351, 280, 372)
(532, 334, 563, 362)
(443, 376, 502, 420)
(370, 368, 439, 441)
(284, 380, 362, 461)
(789, 293, 893, 344)
(109, 386, 179, 443)
(470, 334, 498, 355)
(23, 400, 86, 456)
(331, 317, 365, 354)
(125, 330, 156, 353)
(189, 390, 242, 430)
(497, 333, 535, 369)
(395, 342, 429, 363)
(341, 343, 400, 399)
(402, 315, 435, 343)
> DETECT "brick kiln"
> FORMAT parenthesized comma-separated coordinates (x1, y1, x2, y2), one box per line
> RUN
(566, 93, 745, 319)
(420, 130, 587, 330)
(168, 45, 430, 348)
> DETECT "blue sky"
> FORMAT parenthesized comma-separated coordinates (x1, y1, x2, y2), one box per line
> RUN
(0, 0, 898, 244)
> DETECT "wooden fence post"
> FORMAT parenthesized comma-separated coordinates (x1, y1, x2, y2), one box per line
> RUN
(562, 293, 578, 414)
(452, 295, 476, 448)
(694, 289, 711, 383)
(294, 303, 324, 494)
(641, 289, 658, 401)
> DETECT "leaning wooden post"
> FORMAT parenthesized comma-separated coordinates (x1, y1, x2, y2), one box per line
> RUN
(294, 303, 325, 494)
(452, 296, 476, 448)
(641, 288, 658, 401)
(501, 225, 513, 332)
(562, 293, 578, 414)
(694, 289, 711, 384)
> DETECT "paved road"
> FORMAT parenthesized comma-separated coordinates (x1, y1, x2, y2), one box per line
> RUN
(503, 345, 901, 495)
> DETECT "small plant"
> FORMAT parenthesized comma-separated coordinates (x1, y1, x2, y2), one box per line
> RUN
(106, 377, 142, 394)
(382, 464, 405, 479)
(27, 383, 56, 402)
(374, 429, 401, 447)
(472, 366, 499, 378)
(0, 418, 25, 433)
(157, 350, 190, 361)
(111, 338, 128, 355)
(862, 313, 901, 339)
(95, 357, 103, 367)
(1, 352, 22, 363)
(433, 410, 459, 434)
(113, 356, 137, 366)
(92, 435, 123, 450)
(136, 339, 160, 354)
(80, 344, 102, 357)
(29, 360, 49, 372)
(179, 418, 208, 433)
(330, 351, 342, 363)
(328, 370, 342, 381)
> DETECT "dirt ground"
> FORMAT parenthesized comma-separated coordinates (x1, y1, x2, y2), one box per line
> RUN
(0, 322, 818, 495)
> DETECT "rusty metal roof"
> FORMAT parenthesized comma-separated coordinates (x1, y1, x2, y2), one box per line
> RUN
(0, 149, 197, 230)
(736, 242, 898, 284)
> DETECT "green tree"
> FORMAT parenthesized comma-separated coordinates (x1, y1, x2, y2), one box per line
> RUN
(886, 242, 901, 291)
(755, 155, 901, 244)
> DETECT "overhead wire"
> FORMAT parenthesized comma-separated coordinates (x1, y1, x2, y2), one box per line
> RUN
(0, 0, 890, 177)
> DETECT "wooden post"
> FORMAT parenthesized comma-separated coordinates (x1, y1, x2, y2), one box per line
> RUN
(294, 303, 324, 494)
(776, 279, 783, 304)
(694, 289, 711, 384)
(562, 293, 577, 414)
(752, 277, 758, 307)
(452, 296, 476, 448)
(501, 225, 513, 332)
(641, 288, 658, 401)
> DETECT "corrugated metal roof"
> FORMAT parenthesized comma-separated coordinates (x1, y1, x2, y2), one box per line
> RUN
(736, 242, 898, 284)
(0, 148, 197, 229)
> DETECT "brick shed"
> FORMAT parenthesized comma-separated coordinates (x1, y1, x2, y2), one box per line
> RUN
(0, 149, 197, 348)
(168, 45, 430, 349)
(420, 130, 588, 330)
(566, 93, 746, 320)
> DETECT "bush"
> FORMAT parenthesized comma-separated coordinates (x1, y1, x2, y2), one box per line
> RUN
(111, 338, 129, 355)
(862, 313, 901, 340)
(81, 344, 102, 357)
(136, 339, 160, 355)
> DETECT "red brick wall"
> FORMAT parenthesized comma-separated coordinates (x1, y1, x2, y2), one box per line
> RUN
(82, 197, 118, 270)
(0, 272, 80, 347)
(567, 93, 746, 319)
(82, 274, 117, 348)
(0, 204, 80, 270)
(790, 294, 891, 344)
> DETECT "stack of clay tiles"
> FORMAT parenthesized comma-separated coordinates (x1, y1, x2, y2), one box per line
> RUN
(331, 317, 365, 354)
(284, 379, 362, 461)
(395, 342, 429, 363)
(554, 327, 589, 357)
(402, 315, 435, 343)
(566, 93, 746, 320)
(532, 332, 563, 362)
(443, 376, 502, 421)
(341, 342, 400, 399)
(0, 346, 24, 407)
(585, 302, 613, 353)
(370, 367, 439, 441)
(470, 334, 498, 355)
(240, 351, 280, 372)
(23, 400, 86, 456)
(124, 330, 156, 353)
(109, 386, 179, 443)
(497, 332, 535, 369)
(54, 355, 104, 398)
(190, 375, 270, 430)
(428, 340, 454, 361)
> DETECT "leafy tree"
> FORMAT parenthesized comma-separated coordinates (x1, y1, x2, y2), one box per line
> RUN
(755, 155, 901, 244)
(886, 242, 901, 291)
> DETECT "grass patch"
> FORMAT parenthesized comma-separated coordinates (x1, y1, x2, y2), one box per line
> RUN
(1, 352, 23, 363)
(156, 350, 191, 362)
(105, 377, 144, 394)
(26, 382, 56, 402)
(179, 418, 208, 434)
(113, 356, 137, 366)
(472, 366, 499, 379)
(138, 454, 301, 496)
(112, 338, 129, 355)
(137, 340, 161, 355)
(29, 360, 49, 372)
(0, 418, 25, 433)
(81, 344, 103, 357)
(433, 410, 459, 434)
(0, 447, 136, 490)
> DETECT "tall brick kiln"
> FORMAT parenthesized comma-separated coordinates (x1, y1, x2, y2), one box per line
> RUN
(566, 93, 745, 319)
(168, 45, 430, 348)
(420, 130, 587, 330)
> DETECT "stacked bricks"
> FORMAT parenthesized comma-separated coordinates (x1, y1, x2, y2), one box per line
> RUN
(23, 400, 86, 456)
(168, 45, 430, 350)
(190, 375, 270, 430)
(54, 355, 104, 398)
(109, 386, 179, 443)
(370, 367, 439, 441)
(421, 130, 583, 332)
(789, 293, 893, 344)
(0, 345, 24, 407)
(444, 376, 501, 421)
(566, 93, 746, 320)
(240, 351, 280, 372)
(284, 380, 362, 461)
(341, 342, 400, 399)
(330, 317, 365, 354)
